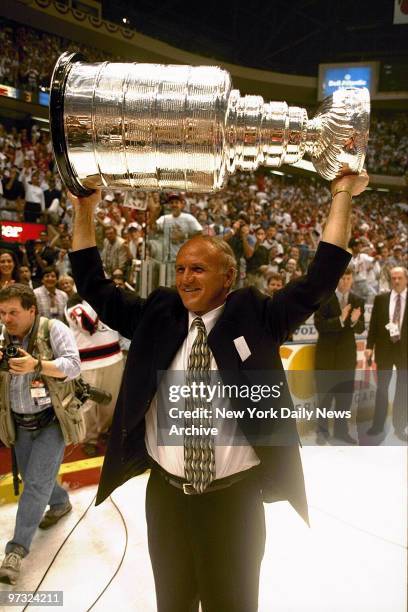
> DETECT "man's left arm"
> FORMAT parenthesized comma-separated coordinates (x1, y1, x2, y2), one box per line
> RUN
(268, 242, 351, 344)
(265, 171, 369, 343)
(321, 170, 368, 249)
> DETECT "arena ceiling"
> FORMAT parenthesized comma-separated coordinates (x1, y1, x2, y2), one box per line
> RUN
(101, 0, 408, 76)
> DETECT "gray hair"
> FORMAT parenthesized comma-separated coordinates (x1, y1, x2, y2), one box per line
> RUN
(390, 266, 408, 278)
(181, 235, 237, 284)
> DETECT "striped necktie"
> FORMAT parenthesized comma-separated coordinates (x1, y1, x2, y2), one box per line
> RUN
(183, 316, 215, 493)
(391, 293, 401, 343)
(339, 293, 347, 309)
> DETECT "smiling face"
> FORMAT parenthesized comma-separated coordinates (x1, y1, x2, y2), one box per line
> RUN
(42, 271, 58, 291)
(170, 198, 183, 217)
(59, 277, 74, 294)
(175, 238, 234, 315)
(0, 253, 15, 279)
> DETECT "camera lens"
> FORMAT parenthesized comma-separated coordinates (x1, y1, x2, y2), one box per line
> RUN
(5, 346, 20, 358)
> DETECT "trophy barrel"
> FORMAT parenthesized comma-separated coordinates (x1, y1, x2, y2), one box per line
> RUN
(50, 53, 232, 196)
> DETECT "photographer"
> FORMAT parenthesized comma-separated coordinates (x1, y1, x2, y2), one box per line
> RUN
(0, 284, 81, 585)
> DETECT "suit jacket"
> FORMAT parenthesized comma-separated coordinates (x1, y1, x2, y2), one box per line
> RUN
(366, 292, 407, 368)
(70, 241, 350, 524)
(314, 291, 365, 370)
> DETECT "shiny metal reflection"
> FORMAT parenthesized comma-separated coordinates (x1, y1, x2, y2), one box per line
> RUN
(49, 53, 370, 196)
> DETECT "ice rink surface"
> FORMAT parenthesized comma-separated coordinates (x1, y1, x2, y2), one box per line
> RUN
(0, 446, 406, 612)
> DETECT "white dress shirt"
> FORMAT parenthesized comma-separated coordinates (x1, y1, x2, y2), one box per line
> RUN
(24, 182, 45, 211)
(350, 253, 374, 281)
(156, 212, 202, 261)
(389, 288, 407, 328)
(145, 303, 260, 479)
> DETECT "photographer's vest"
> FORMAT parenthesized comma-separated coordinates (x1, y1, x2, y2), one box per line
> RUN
(0, 316, 86, 447)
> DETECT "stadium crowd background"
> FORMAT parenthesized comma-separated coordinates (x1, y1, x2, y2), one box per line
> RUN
(0, 15, 407, 302)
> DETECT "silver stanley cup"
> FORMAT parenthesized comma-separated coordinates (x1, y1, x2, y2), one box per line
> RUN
(50, 53, 370, 196)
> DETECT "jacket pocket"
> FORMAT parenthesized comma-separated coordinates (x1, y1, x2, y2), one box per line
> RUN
(0, 409, 15, 447)
(54, 391, 87, 445)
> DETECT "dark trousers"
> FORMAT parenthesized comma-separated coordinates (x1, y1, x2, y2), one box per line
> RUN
(315, 370, 355, 436)
(24, 201, 42, 222)
(371, 367, 408, 433)
(145, 468, 266, 612)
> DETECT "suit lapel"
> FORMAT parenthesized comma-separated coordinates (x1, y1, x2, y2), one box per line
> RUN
(155, 309, 189, 371)
(401, 296, 407, 330)
(208, 317, 241, 370)
(385, 292, 391, 323)
(331, 293, 341, 315)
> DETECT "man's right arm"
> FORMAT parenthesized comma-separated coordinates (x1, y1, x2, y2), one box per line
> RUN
(70, 190, 99, 251)
(321, 171, 368, 250)
(68, 190, 145, 338)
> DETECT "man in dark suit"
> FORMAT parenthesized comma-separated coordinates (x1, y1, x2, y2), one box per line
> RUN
(314, 267, 365, 445)
(68, 171, 368, 612)
(365, 266, 407, 441)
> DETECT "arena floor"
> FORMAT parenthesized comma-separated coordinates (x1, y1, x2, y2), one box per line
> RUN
(0, 445, 406, 612)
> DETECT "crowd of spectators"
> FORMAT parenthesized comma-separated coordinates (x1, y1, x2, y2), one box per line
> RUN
(1, 120, 407, 307)
(0, 18, 114, 92)
(0, 17, 407, 176)
(365, 112, 408, 177)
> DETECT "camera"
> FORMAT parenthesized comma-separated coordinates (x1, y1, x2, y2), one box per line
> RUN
(74, 378, 112, 405)
(0, 345, 21, 371)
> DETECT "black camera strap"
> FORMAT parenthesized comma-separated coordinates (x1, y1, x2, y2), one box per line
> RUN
(27, 315, 41, 356)
(11, 446, 21, 496)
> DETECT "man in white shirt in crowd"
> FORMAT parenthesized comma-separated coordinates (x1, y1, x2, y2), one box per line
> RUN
(349, 238, 375, 301)
(23, 171, 45, 223)
(156, 192, 202, 263)
(55, 235, 72, 277)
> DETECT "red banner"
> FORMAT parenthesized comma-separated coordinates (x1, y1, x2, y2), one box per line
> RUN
(0, 221, 47, 243)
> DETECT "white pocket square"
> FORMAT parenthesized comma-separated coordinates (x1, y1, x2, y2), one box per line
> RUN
(233, 336, 251, 362)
